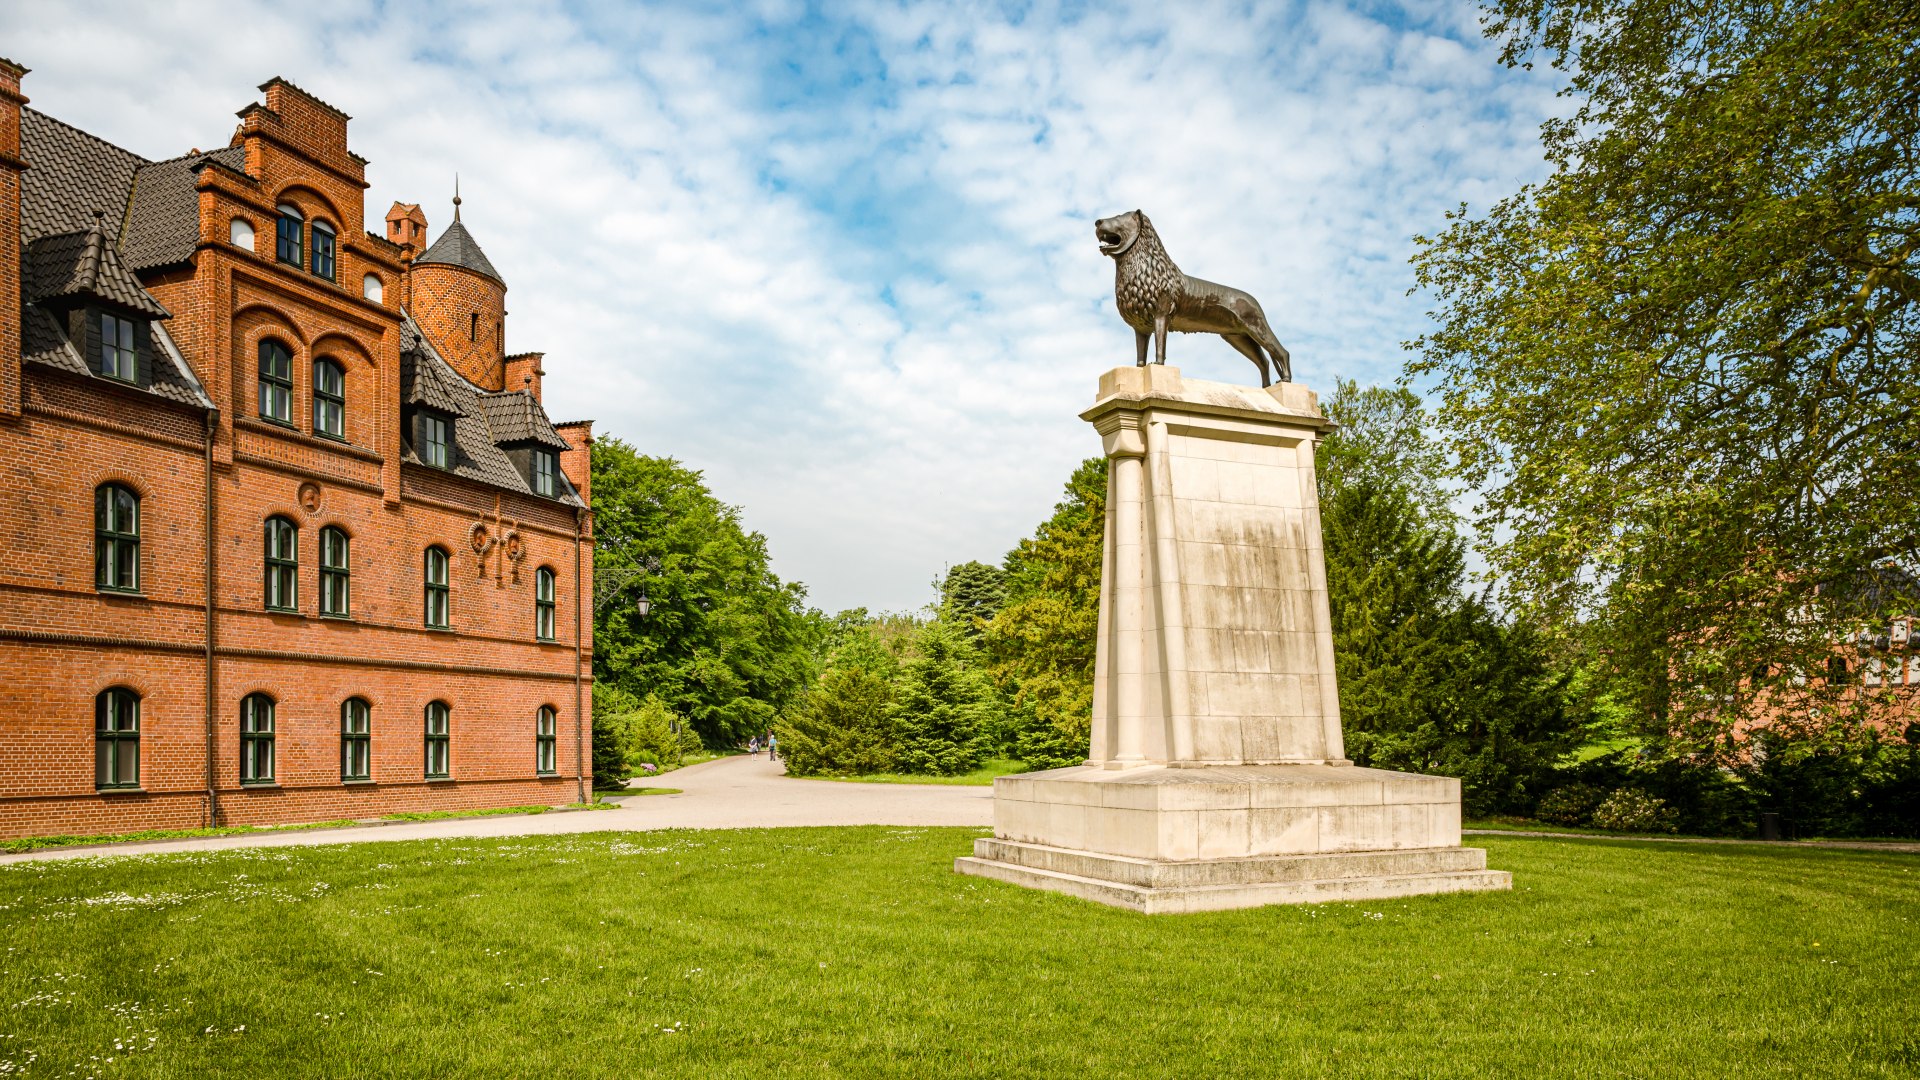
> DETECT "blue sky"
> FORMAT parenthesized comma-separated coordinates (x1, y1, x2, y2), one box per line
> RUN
(3, 0, 1559, 613)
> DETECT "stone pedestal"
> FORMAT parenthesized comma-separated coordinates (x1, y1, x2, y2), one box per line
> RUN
(954, 366, 1509, 912)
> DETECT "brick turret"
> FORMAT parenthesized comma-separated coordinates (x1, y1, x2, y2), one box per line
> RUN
(406, 187, 506, 390)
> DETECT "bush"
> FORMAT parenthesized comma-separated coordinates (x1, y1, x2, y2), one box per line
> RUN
(627, 696, 690, 772)
(1591, 789, 1679, 833)
(776, 666, 899, 777)
(893, 622, 998, 776)
(590, 683, 638, 791)
(1536, 784, 1607, 827)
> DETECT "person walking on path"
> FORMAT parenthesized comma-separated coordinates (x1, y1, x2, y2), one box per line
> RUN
(768, 734, 779, 761)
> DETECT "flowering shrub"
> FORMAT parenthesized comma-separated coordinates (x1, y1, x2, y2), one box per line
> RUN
(1591, 788, 1679, 833)
(1536, 784, 1608, 827)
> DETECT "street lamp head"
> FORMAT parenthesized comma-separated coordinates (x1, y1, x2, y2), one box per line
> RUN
(635, 591, 652, 618)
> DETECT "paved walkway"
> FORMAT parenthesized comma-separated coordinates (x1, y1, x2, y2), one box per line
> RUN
(0, 755, 994, 864)
(1463, 828, 1920, 854)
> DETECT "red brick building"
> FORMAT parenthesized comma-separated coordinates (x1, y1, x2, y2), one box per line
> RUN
(0, 63, 596, 839)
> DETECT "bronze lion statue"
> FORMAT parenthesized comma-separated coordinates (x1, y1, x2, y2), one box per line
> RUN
(1095, 209, 1292, 386)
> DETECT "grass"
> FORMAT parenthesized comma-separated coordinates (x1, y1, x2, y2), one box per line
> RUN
(814, 758, 1029, 786)
(0, 830, 1914, 1077)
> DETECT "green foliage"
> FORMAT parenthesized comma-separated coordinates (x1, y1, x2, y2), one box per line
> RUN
(776, 665, 900, 778)
(627, 696, 693, 771)
(1591, 789, 1680, 834)
(591, 438, 817, 749)
(983, 458, 1106, 769)
(1321, 381, 1581, 814)
(1536, 784, 1608, 827)
(937, 561, 1007, 640)
(1409, 0, 1920, 747)
(892, 621, 997, 776)
(590, 681, 638, 791)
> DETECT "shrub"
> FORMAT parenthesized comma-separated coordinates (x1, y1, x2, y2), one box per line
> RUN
(1536, 783, 1608, 827)
(893, 622, 997, 776)
(627, 696, 690, 772)
(777, 665, 899, 777)
(590, 684, 638, 792)
(1591, 788, 1679, 833)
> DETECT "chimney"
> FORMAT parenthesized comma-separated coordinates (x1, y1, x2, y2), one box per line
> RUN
(386, 201, 427, 252)
(505, 352, 544, 402)
(554, 420, 593, 506)
(0, 58, 26, 419)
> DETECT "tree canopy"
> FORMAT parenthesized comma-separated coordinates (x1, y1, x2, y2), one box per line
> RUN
(1409, 0, 1920, 748)
(590, 438, 816, 748)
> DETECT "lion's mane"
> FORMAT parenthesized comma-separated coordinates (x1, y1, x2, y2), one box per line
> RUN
(1112, 212, 1183, 333)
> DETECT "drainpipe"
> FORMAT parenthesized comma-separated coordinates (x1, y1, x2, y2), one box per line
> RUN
(573, 505, 587, 804)
(203, 408, 219, 827)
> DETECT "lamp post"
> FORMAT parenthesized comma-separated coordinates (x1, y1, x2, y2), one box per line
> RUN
(594, 557, 662, 616)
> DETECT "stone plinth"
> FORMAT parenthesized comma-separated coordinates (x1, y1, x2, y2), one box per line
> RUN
(954, 366, 1510, 911)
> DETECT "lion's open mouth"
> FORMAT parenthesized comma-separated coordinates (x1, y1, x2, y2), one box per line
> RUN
(1096, 228, 1124, 251)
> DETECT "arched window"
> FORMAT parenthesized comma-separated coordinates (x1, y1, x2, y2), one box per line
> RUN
(1828, 656, 1852, 685)
(536, 706, 558, 775)
(424, 546, 450, 628)
(342, 697, 371, 781)
(424, 701, 451, 778)
(275, 203, 303, 266)
(535, 567, 556, 641)
(230, 217, 255, 249)
(241, 693, 276, 784)
(95, 688, 140, 789)
(264, 516, 298, 611)
(319, 526, 350, 617)
(94, 483, 140, 593)
(310, 220, 336, 280)
(362, 273, 383, 303)
(258, 340, 293, 424)
(313, 358, 345, 440)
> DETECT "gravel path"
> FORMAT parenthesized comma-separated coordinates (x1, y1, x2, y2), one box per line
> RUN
(0, 755, 994, 864)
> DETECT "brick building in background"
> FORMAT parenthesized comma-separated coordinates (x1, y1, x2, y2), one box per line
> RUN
(0, 62, 596, 838)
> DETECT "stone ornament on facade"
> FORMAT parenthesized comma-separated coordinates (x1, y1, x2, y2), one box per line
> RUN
(955, 365, 1510, 912)
(297, 482, 323, 515)
(470, 497, 527, 586)
(1096, 209, 1294, 387)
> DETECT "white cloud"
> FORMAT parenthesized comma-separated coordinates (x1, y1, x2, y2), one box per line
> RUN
(1, 0, 1559, 612)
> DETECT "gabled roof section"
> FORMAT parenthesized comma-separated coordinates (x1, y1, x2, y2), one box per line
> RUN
(478, 390, 570, 449)
(21, 306, 212, 409)
(414, 218, 503, 284)
(121, 146, 247, 271)
(399, 323, 467, 417)
(25, 221, 170, 317)
(399, 313, 582, 506)
(19, 108, 146, 242)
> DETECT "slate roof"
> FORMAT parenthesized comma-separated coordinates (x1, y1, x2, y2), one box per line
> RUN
(413, 217, 503, 284)
(21, 306, 212, 408)
(399, 316, 582, 507)
(477, 390, 569, 449)
(25, 224, 170, 316)
(19, 109, 145, 242)
(120, 147, 246, 272)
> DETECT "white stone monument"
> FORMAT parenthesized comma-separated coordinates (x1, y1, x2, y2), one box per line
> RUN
(955, 366, 1511, 912)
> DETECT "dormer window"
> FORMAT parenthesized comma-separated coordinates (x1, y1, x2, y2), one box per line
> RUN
(311, 221, 336, 281)
(419, 412, 451, 469)
(532, 449, 557, 497)
(276, 204, 304, 266)
(98, 312, 138, 383)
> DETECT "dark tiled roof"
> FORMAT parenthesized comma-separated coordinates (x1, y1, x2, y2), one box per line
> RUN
(478, 390, 569, 449)
(20, 109, 146, 242)
(121, 147, 246, 271)
(399, 343, 466, 417)
(25, 226, 170, 317)
(414, 218, 503, 284)
(399, 315, 582, 506)
(21, 306, 213, 409)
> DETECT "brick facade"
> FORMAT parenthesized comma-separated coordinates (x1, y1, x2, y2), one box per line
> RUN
(0, 66, 597, 839)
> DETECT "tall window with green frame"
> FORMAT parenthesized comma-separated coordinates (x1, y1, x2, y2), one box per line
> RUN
(264, 516, 298, 611)
(94, 483, 139, 593)
(240, 693, 275, 784)
(98, 311, 138, 383)
(418, 412, 451, 468)
(424, 701, 451, 778)
(424, 546, 450, 627)
(536, 706, 557, 775)
(94, 688, 140, 790)
(319, 526, 350, 617)
(532, 449, 557, 496)
(258, 340, 293, 424)
(535, 567, 556, 640)
(313, 358, 345, 439)
(275, 204, 303, 266)
(310, 220, 336, 280)
(341, 697, 371, 781)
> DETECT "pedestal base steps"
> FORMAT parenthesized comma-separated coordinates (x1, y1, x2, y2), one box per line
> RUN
(956, 839, 1509, 914)
(953, 763, 1511, 913)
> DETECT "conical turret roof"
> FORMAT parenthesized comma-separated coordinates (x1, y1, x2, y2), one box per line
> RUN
(414, 188, 504, 284)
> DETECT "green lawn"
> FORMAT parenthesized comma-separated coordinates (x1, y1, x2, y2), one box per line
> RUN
(0, 830, 1915, 1078)
(812, 757, 1028, 785)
